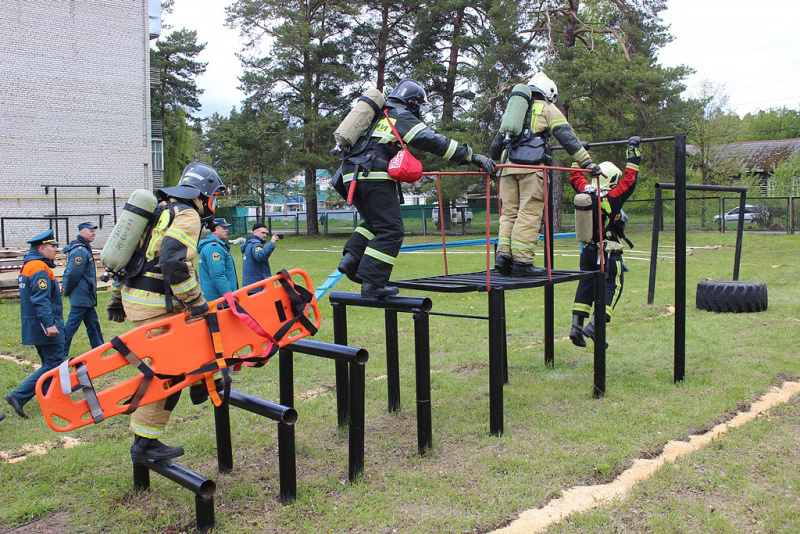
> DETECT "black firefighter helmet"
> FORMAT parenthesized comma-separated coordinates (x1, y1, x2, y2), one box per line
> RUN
(387, 79, 429, 118)
(159, 163, 225, 219)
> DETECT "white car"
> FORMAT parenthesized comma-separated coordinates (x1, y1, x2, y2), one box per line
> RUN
(712, 204, 767, 223)
(432, 207, 474, 227)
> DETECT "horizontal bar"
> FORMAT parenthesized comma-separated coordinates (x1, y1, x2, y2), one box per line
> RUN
(284, 338, 369, 365)
(552, 135, 676, 150)
(329, 292, 433, 313)
(656, 183, 747, 193)
(428, 311, 489, 320)
(137, 459, 216, 498)
(227, 390, 298, 424)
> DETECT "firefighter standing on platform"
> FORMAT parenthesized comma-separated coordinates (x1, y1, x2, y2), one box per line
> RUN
(106, 162, 224, 462)
(336, 78, 495, 297)
(568, 136, 641, 347)
(490, 71, 600, 277)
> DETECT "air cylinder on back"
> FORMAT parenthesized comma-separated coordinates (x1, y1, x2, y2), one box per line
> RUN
(499, 83, 532, 137)
(574, 193, 595, 243)
(331, 87, 386, 155)
(100, 189, 158, 273)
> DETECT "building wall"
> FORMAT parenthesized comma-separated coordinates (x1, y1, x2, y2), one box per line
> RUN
(0, 0, 151, 248)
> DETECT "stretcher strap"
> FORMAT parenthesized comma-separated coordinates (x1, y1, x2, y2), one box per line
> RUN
(272, 270, 318, 341)
(203, 313, 231, 407)
(58, 360, 105, 424)
(110, 336, 180, 414)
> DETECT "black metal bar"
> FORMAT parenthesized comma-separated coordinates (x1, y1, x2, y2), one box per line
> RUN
(733, 191, 745, 280)
(593, 271, 606, 398)
(488, 287, 505, 436)
(544, 283, 555, 368)
(213, 403, 233, 473)
(133, 461, 150, 491)
(286, 338, 368, 365)
(329, 291, 433, 313)
(348, 361, 366, 480)
(674, 134, 687, 384)
(277, 422, 297, 503)
(112, 188, 118, 225)
(195, 494, 215, 534)
(331, 303, 350, 427)
(647, 187, 662, 305)
(53, 188, 59, 244)
(134, 459, 216, 498)
(553, 135, 675, 150)
(227, 390, 298, 424)
(414, 310, 432, 455)
(656, 183, 747, 193)
(1, 218, 4, 247)
(385, 310, 401, 412)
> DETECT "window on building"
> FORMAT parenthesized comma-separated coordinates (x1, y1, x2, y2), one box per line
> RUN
(151, 139, 164, 172)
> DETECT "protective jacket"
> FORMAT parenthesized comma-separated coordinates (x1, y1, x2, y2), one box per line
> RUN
(492, 97, 592, 174)
(18, 248, 65, 346)
(119, 198, 204, 321)
(340, 101, 473, 186)
(241, 234, 276, 286)
(198, 234, 238, 301)
(569, 152, 640, 245)
(62, 235, 97, 308)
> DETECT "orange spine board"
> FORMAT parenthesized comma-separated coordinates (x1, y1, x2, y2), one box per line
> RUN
(36, 269, 320, 432)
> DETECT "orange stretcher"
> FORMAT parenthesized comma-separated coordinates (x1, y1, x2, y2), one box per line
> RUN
(36, 269, 320, 432)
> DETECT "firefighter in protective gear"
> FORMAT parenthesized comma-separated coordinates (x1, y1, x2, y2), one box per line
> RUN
(336, 78, 495, 298)
(568, 137, 640, 348)
(490, 71, 600, 277)
(106, 162, 225, 462)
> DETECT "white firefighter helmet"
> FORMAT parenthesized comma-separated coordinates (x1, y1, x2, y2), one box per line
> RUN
(528, 72, 558, 103)
(594, 161, 623, 190)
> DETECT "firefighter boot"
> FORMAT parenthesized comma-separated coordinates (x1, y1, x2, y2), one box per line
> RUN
(130, 436, 185, 463)
(361, 282, 399, 298)
(569, 315, 586, 348)
(511, 261, 547, 277)
(582, 317, 609, 349)
(338, 252, 363, 283)
(494, 254, 512, 276)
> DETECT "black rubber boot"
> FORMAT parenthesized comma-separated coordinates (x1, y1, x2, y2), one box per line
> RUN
(582, 317, 609, 349)
(569, 315, 586, 347)
(494, 254, 512, 276)
(361, 282, 399, 298)
(338, 253, 363, 283)
(5, 394, 28, 419)
(511, 261, 547, 277)
(130, 436, 185, 463)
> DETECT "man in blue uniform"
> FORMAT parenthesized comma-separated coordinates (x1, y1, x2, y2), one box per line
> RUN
(240, 222, 280, 287)
(5, 229, 66, 418)
(62, 221, 103, 357)
(198, 218, 238, 301)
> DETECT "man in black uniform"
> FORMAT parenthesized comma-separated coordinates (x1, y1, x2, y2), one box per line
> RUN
(568, 136, 641, 347)
(336, 79, 494, 297)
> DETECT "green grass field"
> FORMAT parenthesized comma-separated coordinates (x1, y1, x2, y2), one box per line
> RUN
(1, 229, 799, 533)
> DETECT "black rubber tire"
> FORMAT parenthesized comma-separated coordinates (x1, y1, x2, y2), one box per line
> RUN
(696, 280, 768, 313)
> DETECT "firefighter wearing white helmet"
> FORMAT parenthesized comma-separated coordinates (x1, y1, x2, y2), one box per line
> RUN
(106, 162, 225, 462)
(568, 137, 641, 348)
(490, 71, 602, 277)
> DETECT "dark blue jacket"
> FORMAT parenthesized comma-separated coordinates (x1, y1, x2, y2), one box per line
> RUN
(18, 248, 65, 346)
(240, 234, 276, 287)
(197, 234, 238, 301)
(61, 236, 97, 307)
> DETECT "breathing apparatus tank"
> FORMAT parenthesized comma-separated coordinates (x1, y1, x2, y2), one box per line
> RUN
(574, 193, 595, 243)
(100, 189, 158, 276)
(499, 83, 532, 138)
(331, 87, 386, 156)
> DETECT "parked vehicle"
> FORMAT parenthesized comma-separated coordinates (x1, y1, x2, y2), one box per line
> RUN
(712, 204, 769, 224)
(432, 207, 474, 229)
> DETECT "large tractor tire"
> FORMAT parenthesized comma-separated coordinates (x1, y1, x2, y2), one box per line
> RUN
(696, 280, 768, 313)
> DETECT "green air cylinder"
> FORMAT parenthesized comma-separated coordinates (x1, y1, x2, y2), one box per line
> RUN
(332, 87, 386, 153)
(574, 193, 595, 243)
(100, 189, 158, 273)
(499, 83, 532, 136)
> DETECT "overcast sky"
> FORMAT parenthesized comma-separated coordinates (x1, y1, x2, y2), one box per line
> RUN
(163, 0, 800, 119)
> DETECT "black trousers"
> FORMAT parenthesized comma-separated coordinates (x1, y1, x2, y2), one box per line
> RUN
(572, 245, 625, 322)
(343, 179, 404, 287)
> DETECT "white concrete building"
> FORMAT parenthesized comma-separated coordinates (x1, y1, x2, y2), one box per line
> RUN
(0, 0, 159, 248)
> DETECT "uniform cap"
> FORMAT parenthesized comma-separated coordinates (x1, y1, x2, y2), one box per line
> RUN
(27, 229, 58, 246)
(78, 221, 98, 231)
